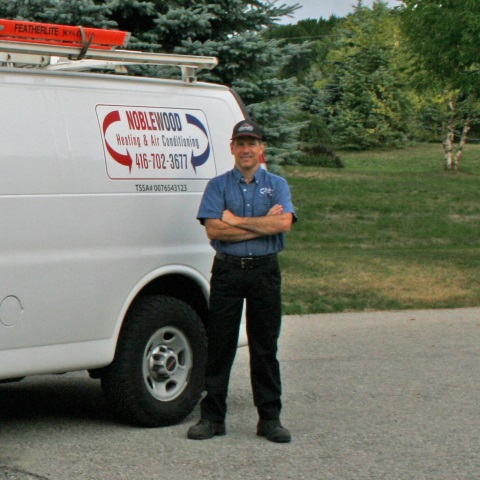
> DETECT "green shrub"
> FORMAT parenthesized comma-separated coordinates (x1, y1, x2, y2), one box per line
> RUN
(298, 144, 345, 168)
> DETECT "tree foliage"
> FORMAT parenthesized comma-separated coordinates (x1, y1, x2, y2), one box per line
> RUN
(399, 0, 480, 169)
(400, 0, 480, 95)
(262, 3, 420, 154)
(315, 1, 415, 149)
(0, 0, 116, 27)
(265, 17, 343, 82)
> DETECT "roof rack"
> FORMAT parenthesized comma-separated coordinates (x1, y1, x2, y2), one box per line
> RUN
(0, 19, 218, 83)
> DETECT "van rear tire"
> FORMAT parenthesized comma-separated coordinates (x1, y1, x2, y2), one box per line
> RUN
(101, 295, 207, 427)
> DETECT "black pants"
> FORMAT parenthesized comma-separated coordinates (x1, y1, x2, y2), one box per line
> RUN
(200, 255, 283, 422)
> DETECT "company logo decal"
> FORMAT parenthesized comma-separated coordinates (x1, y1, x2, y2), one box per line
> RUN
(96, 105, 216, 180)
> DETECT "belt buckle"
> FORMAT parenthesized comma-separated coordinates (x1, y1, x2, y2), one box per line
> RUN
(241, 257, 254, 269)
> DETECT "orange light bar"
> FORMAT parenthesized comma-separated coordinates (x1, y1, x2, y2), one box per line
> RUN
(0, 19, 130, 50)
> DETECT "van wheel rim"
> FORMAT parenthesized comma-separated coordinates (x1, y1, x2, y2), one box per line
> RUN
(143, 326, 192, 402)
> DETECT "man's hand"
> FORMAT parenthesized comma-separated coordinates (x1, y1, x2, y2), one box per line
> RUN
(221, 209, 239, 226)
(267, 204, 284, 216)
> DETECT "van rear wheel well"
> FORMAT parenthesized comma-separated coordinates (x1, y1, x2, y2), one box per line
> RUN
(138, 273, 208, 326)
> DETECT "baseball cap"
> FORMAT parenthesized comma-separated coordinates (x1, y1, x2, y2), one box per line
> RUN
(231, 120, 263, 140)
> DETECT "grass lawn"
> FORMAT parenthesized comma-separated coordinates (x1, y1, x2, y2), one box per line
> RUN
(281, 143, 480, 314)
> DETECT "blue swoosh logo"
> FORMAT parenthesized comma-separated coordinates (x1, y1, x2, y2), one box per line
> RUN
(186, 113, 210, 172)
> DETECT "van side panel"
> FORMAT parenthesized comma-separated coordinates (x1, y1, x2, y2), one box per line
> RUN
(0, 70, 244, 378)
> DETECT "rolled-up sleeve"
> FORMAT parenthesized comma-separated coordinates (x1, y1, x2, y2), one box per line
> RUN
(274, 177, 297, 223)
(197, 178, 224, 225)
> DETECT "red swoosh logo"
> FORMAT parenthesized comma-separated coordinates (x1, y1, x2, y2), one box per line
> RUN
(102, 110, 133, 172)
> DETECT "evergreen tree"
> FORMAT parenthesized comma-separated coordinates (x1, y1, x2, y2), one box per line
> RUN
(319, 1, 415, 150)
(265, 16, 345, 164)
(265, 16, 343, 83)
(0, 0, 115, 27)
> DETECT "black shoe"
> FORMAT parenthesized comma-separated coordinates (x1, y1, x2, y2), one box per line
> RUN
(187, 419, 226, 440)
(257, 420, 291, 443)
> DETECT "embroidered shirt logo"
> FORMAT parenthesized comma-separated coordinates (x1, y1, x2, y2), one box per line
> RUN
(260, 187, 274, 196)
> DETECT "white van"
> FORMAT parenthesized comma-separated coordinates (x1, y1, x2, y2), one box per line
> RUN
(0, 19, 247, 427)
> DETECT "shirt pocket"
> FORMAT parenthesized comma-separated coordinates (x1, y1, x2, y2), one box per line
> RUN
(225, 200, 244, 216)
(256, 194, 274, 217)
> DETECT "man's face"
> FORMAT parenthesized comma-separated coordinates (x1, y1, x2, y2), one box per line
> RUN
(230, 136, 265, 172)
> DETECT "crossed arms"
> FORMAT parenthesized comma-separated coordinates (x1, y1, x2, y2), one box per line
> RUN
(204, 204, 293, 242)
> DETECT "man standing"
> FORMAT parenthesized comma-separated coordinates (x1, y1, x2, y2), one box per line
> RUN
(187, 120, 296, 443)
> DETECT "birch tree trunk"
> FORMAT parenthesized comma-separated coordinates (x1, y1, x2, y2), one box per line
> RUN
(443, 99, 456, 170)
(453, 116, 471, 170)
(443, 128, 454, 169)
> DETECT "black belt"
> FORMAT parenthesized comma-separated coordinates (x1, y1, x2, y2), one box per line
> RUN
(215, 253, 277, 269)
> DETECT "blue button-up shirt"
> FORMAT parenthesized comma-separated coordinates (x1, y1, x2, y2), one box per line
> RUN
(197, 167, 296, 257)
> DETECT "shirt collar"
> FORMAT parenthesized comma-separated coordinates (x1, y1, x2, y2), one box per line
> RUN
(233, 166, 262, 184)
